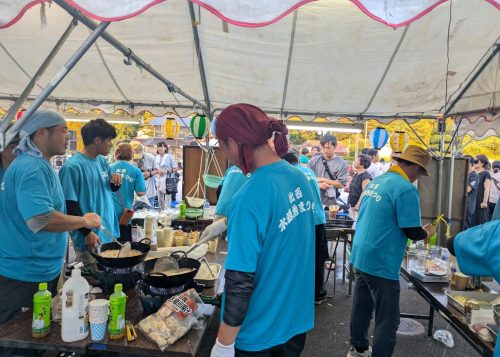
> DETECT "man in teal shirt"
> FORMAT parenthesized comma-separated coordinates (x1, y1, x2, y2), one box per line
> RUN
(59, 119, 121, 269)
(0, 110, 101, 324)
(348, 145, 436, 357)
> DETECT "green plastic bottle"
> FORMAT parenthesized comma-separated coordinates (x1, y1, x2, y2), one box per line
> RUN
(429, 233, 437, 246)
(179, 200, 186, 219)
(108, 283, 126, 340)
(32, 282, 52, 339)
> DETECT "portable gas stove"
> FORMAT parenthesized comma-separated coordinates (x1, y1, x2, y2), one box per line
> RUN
(83, 263, 143, 293)
(135, 279, 205, 315)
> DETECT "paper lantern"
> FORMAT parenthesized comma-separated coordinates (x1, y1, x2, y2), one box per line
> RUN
(164, 118, 180, 139)
(369, 127, 389, 149)
(390, 131, 409, 154)
(190, 114, 210, 139)
(211, 117, 217, 136)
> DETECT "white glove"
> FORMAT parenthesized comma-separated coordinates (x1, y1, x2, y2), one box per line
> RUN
(200, 218, 227, 243)
(210, 339, 235, 357)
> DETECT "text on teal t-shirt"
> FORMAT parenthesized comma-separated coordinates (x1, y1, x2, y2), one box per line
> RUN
(215, 165, 250, 216)
(0, 154, 67, 282)
(350, 172, 421, 280)
(59, 152, 119, 251)
(296, 164, 326, 225)
(111, 161, 146, 224)
(223, 160, 316, 351)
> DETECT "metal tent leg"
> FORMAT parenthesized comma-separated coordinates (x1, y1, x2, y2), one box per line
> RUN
(3, 21, 110, 148)
(0, 19, 77, 150)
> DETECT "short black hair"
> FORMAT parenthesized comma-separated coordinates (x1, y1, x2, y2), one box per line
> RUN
(320, 134, 337, 147)
(493, 160, 500, 169)
(361, 148, 369, 155)
(282, 150, 299, 165)
(368, 148, 379, 157)
(81, 119, 117, 146)
(358, 154, 371, 169)
(476, 154, 490, 169)
(312, 145, 321, 152)
(157, 141, 168, 153)
(300, 147, 309, 155)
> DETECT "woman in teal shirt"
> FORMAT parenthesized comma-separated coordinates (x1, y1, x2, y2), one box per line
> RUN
(111, 143, 146, 241)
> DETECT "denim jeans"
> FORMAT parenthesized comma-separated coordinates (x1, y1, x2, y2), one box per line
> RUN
(350, 270, 401, 357)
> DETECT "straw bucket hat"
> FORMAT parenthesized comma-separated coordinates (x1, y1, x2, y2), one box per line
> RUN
(394, 145, 431, 176)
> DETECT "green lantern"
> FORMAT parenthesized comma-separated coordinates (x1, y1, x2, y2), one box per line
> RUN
(190, 114, 210, 139)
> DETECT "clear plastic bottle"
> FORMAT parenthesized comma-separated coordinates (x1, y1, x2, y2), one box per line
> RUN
(61, 268, 89, 342)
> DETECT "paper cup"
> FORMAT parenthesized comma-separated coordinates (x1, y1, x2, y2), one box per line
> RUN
(90, 321, 107, 341)
(208, 239, 218, 254)
(455, 273, 469, 291)
(89, 299, 109, 324)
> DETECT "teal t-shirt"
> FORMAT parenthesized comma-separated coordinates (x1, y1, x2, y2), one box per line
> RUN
(111, 161, 146, 224)
(224, 160, 316, 351)
(350, 171, 421, 280)
(0, 154, 67, 282)
(215, 165, 250, 216)
(454, 220, 500, 284)
(296, 164, 326, 225)
(59, 152, 119, 251)
(0, 165, 5, 184)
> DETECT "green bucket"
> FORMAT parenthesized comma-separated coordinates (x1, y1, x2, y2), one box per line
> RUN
(203, 174, 222, 189)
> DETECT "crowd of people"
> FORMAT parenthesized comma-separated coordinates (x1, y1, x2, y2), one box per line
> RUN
(0, 107, 499, 357)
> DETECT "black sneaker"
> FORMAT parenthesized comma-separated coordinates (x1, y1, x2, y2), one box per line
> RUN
(314, 292, 327, 305)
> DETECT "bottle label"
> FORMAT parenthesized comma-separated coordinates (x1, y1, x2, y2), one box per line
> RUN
(109, 296, 126, 336)
(32, 295, 51, 337)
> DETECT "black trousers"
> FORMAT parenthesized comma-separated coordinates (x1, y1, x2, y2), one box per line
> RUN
(350, 270, 400, 357)
(315, 224, 328, 297)
(235, 333, 307, 357)
(0, 275, 59, 325)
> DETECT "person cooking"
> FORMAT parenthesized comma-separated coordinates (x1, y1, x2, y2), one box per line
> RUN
(210, 103, 316, 357)
(347, 145, 436, 357)
(59, 119, 121, 269)
(0, 110, 101, 324)
(111, 143, 146, 241)
(446, 220, 500, 357)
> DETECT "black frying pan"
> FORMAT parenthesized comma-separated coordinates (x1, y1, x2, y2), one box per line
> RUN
(91, 238, 151, 268)
(143, 251, 201, 288)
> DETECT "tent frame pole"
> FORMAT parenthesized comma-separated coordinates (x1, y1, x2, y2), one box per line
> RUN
(280, 10, 298, 115)
(53, 0, 207, 113)
(2, 21, 110, 150)
(188, 1, 211, 112)
(0, 18, 78, 150)
(444, 43, 499, 155)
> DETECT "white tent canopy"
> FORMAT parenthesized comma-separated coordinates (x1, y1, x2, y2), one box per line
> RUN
(0, 0, 498, 122)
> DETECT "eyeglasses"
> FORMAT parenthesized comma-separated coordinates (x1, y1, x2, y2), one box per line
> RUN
(471, 159, 479, 165)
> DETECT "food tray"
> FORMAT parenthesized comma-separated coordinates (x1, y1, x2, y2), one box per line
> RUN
(445, 290, 500, 314)
(194, 263, 221, 288)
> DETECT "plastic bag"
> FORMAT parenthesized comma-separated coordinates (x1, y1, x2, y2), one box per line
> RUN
(137, 289, 206, 351)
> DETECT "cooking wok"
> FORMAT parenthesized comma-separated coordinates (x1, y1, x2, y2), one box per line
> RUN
(143, 251, 201, 288)
(91, 238, 151, 268)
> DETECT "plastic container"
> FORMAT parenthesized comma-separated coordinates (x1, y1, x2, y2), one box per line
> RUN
(109, 283, 127, 340)
(32, 282, 52, 339)
(61, 268, 90, 342)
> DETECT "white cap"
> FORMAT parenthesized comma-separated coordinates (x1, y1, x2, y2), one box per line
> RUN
(71, 268, 81, 277)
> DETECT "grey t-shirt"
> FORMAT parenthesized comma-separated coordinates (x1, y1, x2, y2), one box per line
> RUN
(308, 155, 348, 206)
(136, 152, 157, 198)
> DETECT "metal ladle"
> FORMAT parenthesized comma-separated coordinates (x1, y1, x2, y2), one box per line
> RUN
(100, 225, 131, 257)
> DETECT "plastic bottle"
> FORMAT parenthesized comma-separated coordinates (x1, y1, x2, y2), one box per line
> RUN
(61, 268, 90, 342)
(179, 200, 186, 219)
(32, 282, 52, 338)
(109, 283, 127, 340)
